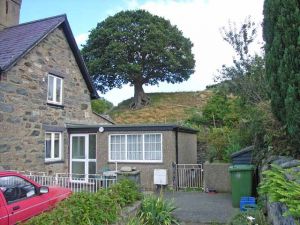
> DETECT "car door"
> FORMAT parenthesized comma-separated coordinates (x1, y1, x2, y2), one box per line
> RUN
(0, 175, 50, 224)
(0, 192, 9, 225)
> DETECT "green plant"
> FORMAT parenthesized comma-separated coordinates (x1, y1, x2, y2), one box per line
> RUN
(264, 0, 300, 148)
(82, 9, 195, 109)
(24, 179, 140, 225)
(91, 98, 113, 114)
(126, 215, 145, 225)
(139, 194, 179, 225)
(259, 164, 300, 218)
(228, 209, 268, 225)
(108, 178, 141, 207)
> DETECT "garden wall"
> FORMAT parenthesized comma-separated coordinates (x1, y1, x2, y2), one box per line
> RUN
(203, 162, 231, 192)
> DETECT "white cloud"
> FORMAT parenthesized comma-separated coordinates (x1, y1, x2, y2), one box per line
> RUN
(75, 33, 89, 48)
(99, 0, 265, 105)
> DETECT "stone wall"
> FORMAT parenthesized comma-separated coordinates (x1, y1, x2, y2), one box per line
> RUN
(0, 26, 110, 173)
(203, 162, 231, 192)
(262, 156, 300, 225)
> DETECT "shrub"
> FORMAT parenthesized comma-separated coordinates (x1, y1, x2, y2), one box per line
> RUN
(259, 164, 300, 218)
(108, 178, 142, 207)
(91, 98, 113, 114)
(24, 179, 140, 225)
(228, 209, 268, 225)
(138, 195, 179, 225)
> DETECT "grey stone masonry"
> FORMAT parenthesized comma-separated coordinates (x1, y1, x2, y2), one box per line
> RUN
(0, 27, 111, 173)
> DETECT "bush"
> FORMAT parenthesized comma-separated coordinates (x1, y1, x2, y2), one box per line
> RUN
(91, 98, 113, 114)
(228, 209, 268, 225)
(24, 179, 140, 225)
(259, 164, 300, 218)
(138, 195, 179, 225)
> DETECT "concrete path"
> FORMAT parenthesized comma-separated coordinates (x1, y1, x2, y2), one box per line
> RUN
(163, 191, 239, 225)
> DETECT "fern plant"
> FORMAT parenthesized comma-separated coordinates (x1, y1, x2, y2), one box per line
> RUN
(259, 164, 300, 218)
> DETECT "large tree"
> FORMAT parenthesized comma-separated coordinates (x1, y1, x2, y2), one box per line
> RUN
(82, 10, 195, 109)
(263, 0, 300, 144)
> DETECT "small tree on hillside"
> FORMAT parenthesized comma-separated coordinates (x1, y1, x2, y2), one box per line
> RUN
(263, 0, 300, 146)
(215, 17, 268, 104)
(82, 10, 195, 109)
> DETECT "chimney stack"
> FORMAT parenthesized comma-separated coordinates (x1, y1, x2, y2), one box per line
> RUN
(0, 0, 22, 30)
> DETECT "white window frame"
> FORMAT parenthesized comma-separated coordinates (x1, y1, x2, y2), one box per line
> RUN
(70, 134, 97, 183)
(47, 74, 63, 105)
(108, 133, 163, 163)
(45, 132, 63, 162)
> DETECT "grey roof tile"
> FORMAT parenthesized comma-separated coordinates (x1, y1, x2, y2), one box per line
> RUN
(0, 15, 65, 71)
(0, 14, 99, 99)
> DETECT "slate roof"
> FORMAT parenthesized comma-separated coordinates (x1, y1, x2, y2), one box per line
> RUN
(0, 14, 99, 99)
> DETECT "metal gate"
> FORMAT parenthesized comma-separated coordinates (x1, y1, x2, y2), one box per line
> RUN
(173, 164, 203, 190)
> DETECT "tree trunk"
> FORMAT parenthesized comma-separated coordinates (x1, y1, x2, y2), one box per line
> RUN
(130, 83, 150, 109)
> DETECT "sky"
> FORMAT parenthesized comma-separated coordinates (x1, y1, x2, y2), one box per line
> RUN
(20, 0, 264, 106)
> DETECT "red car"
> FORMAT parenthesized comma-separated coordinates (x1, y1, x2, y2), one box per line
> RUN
(0, 171, 72, 224)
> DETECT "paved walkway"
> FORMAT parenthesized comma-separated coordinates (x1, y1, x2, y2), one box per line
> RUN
(163, 191, 239, 224)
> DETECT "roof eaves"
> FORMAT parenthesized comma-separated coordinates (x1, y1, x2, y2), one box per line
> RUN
(60, 18, 99, 99)
(92, 111, 115, 124)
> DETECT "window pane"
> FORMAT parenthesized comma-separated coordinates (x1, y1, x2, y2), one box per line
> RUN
(110, 135, 125, 160)
(89, 162, 96, 177)
(144, 134, 162, 160)
(72, 136, 85, 159)
(45, 133, 51, 158)
(54, 133, 60, 158)
(89, 134, 96, 159)
(127, 135, 142, 160)
(72, 162, 85, 179)
(0, 176, 36, 203)
(56, 78, 62, 103)
(48, 76, 54, 101)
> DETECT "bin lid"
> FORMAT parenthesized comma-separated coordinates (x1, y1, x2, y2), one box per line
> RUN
(229, 164, 255, 171)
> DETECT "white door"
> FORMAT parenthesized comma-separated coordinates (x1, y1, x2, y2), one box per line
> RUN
(70, 134, 97, 181)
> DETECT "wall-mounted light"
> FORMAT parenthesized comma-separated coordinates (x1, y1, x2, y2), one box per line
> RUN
(99, 127, 104, 133)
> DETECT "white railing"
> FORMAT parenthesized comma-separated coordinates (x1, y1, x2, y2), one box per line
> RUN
(175, 164, 203, 190)
(7, 170, 117, 193)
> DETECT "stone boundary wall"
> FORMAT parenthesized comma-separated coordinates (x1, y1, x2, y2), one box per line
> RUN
(203, 162, 231, 192)
(114, 201, 141, 225)
(262, 156, 300, 225)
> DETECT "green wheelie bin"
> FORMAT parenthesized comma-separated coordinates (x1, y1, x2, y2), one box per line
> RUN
(229, 165, 254, 208)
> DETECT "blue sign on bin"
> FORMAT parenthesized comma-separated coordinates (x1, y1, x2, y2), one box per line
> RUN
(240, 196, 256, 211)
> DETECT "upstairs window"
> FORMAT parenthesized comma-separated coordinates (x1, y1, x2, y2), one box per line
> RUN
(45, 132, 62, 161)
(47, 74, 63, 105)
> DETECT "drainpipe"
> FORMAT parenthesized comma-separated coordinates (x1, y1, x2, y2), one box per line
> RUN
(175, 128, 179, 164)
(174, 128, 179, 191)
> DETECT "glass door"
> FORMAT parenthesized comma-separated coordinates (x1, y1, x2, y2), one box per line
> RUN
(70, 134, 96, 182)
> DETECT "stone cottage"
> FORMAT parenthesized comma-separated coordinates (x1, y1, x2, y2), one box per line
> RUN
(0, 1, 198, 190)
(0, 1, 113, 173)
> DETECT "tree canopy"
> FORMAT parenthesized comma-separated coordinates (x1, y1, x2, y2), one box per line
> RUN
(82, 10, 195, 109)
(215, 17, 268, 104)
(263, 0, 300, 145)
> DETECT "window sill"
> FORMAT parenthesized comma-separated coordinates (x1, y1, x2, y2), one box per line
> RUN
(44, 160, 64, 164)
(47, 102, 64, 109)
(108, 160, 163, 164)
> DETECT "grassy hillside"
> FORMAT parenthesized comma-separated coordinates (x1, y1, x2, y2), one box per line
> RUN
(109, 90, 213, 124)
